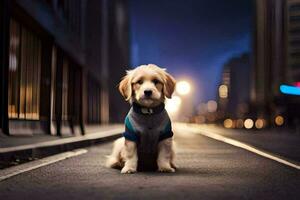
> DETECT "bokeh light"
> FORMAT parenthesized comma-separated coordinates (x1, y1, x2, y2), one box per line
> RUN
(236, 119, 244, 128)
(207, 100, 217, 112)
(244, 119, 254, 129)
(195, 115, 206, 124)
(255, 119, 265, 129)
(176, 81, 191, 95)
(224, 119, 233, 128)
(275, 115, 284, 126)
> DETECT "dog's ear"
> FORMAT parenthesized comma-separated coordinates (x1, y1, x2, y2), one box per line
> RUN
(164, 72, 176, 98)
(118, 73, 132, 101)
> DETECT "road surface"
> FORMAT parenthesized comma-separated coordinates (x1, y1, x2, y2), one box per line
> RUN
(0, 124, 299, 200)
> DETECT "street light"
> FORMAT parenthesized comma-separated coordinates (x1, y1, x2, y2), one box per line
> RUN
(176, 81, 191, 95)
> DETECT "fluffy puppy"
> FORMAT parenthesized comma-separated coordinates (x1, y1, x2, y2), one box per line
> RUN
(106, 64, 177, 173)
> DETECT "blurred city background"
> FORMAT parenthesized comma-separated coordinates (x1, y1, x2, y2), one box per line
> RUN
(1, 0, 299, 137)
(0, 1, 300, 199)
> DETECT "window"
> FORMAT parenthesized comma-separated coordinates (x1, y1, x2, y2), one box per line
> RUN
(8, 20, 20, 118)
(8, 19, 42, 120)
(88, 77, 101, 124)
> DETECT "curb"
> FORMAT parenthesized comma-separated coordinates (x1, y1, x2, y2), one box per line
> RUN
(0, 128, 123, 168)
(177, 123, 300, 170)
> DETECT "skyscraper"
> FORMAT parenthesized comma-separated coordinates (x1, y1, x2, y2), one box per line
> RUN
(253, 0, 300, 126)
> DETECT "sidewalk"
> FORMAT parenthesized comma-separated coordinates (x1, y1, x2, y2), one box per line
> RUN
(0, 124, 124, 169)
(193, 124, 300, 164)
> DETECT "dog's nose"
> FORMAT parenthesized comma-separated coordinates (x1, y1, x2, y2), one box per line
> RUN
(144, 90, 152, 97)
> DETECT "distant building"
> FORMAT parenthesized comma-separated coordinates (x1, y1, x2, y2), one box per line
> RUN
(253, 0, 300, 126)
(218, 0, 300, 127)
(0, 0, 129, 136)
(217, 53, 251, 119)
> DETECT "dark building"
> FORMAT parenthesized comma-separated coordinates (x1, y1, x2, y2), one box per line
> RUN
(107, 0, 130, 123)
(253, 0, 300, 126)
(217, 53, 251, 119)
(218, 0, 300, 128)
(0, 0, 129, 136)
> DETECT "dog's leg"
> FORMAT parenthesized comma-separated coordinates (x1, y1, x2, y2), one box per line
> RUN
(106, 137, 124, 168)
(157, 138, 175, 173)
(170, 140, 178, 169)
(121, 139, 138, 174)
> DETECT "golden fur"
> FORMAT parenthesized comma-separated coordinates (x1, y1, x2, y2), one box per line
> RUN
(106, 64, 177, 173)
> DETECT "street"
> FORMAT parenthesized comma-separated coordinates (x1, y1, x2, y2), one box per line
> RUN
(0, 124, 299, 200)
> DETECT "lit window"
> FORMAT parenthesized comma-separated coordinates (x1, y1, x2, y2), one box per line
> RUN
(8, 19, 41, 120)
(219, 85, 228, 98)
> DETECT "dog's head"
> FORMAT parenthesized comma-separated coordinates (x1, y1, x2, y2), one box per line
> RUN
(119, 64, 176, 107)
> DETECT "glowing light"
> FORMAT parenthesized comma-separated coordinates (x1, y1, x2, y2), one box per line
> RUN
(197, 103, 207, 114)
(280, 85, 300, 96)
(236, 119, 244, 128)
(219, 85, 228, 98)
(165, 95, 182, 114)
(196, 116, 206, 124)
(224, 119, 233, 128)
(176, 81, 191, 95)
(275, 115, 284, 126)
(295, 82, 300, 87)
(244, 119, 254, 129)
(255, 119, 265, 129)
(207, 100, 217, 112)
(207, 114, 216, 122)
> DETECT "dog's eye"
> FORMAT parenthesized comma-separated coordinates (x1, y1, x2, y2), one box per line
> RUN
(152, 79, 160, 85)
(137, 80, 143, 85)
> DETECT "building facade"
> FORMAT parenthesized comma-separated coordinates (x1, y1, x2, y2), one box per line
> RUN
(0, 0, 129, 136)
(217, 54, 251, 120)
(216, 0, 300, 128)
(253, 0, 300, 126)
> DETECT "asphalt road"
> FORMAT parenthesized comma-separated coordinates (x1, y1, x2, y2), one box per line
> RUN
(0, 125, 299, 200)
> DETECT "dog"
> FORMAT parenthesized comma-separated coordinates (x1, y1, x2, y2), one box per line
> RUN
(106, 64, 177, 173)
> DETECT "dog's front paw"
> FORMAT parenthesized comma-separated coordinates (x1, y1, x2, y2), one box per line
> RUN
(105, 156, 120, 168)
(171, 162, 178, 169)
(121, 166, 137, 174)
(158, 166, 175, 173)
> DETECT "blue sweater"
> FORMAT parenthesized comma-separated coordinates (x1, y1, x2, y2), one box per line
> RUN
(123, 103, 173, 154)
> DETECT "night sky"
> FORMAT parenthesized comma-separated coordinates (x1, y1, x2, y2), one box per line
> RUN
(129, 0, 253, 105)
